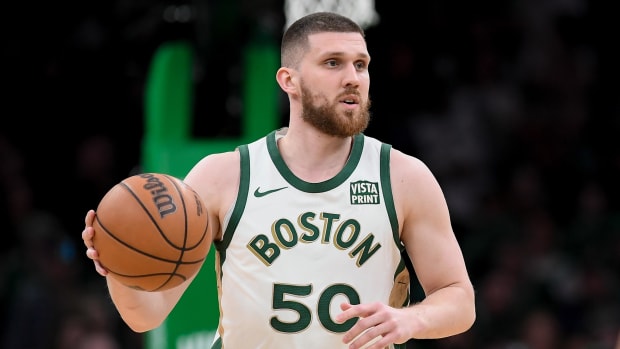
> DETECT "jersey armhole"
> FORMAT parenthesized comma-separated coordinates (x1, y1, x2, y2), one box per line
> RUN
(380, 143, 403, 251)
(215, 144, 250, 251)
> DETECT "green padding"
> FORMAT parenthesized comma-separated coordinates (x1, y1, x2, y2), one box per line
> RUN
(243, 37, 280, 141)
(144, 41, 194, 142)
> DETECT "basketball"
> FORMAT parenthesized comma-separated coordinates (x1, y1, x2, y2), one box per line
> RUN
(92, 173, 210, 291)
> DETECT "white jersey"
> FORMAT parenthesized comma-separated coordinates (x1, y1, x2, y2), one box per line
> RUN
(212, 128, 410, 349)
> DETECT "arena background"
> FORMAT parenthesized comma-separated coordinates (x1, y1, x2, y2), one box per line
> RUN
(1, 0, 619, 348)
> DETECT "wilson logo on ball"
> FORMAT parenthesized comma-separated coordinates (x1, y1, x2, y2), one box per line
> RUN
(193, 192, 205, 217)
(139, 173, 177, 219)
(92, 172, 210, 291)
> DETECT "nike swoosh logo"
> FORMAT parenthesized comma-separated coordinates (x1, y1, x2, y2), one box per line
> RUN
(254, 186, 288, 197)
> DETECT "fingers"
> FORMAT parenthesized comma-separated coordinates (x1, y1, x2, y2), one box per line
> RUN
(85, 209, 95, 226)
(82, 209, 98, 247)
(82, 209, 107, 277)
(85, 244, 108, 277)
(348, 329, 387, 349)
(84, 238, 108, 277)
(93, 259, 108, 276)
(338, 303, 375, 344)
(336, 302, 370, 324)
(339, 302, 402, 349)
(82, 226, 93, 247)
(82, 209, 96, 249)
(340, 302, 352, 311)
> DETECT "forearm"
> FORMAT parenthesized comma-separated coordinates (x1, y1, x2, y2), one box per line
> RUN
(106, 277, 182, 332)
(407, 283, 476, 339)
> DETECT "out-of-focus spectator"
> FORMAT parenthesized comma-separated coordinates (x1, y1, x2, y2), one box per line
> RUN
(55, 288, 125, 349)
(75, 331, 121, 349)
(516, 308, 562, 349)
(1, 211, 78, 349)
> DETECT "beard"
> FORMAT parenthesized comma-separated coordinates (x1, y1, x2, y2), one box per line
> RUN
(299, 80, 371, 138)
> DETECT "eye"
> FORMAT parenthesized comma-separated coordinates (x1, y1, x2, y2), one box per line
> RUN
(355, 61, 368, 70)
(325, 59, 339, 67)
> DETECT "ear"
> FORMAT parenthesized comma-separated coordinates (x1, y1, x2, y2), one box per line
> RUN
(276, 67, 298, 95)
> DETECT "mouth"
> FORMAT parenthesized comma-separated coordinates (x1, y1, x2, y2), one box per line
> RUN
(340, 95, 360, 105)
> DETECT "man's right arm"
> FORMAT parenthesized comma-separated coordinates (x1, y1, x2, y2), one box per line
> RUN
(83, 209, 201, 332)
(105, 269, 197, 332)
(83, 150, 239, 332)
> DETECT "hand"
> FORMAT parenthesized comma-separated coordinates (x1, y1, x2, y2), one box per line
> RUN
(82, 209, 108, 276)
(336, 301, 412, 349)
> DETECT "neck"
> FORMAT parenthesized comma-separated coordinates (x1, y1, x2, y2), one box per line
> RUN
(277, 126, 354, 183)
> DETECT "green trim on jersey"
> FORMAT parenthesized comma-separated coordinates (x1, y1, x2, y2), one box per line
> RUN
(266, 130, 365, 193)
(379, 142, 404, 252)
(380, 143, 411, 309)
(215, 144, 250, 259)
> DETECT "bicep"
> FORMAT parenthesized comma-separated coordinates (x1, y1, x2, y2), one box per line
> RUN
(392, 153, 469, 296)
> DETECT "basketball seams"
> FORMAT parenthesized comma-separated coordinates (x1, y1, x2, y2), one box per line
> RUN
(121, 176, 191, 291)
(162, 175, 190, 252)
(94, 215, 205, 265)
(94, 214, 202, 291)
(161, 175, 190, 289)
(165, 175, 210, 250)
(93, 173, 209, 291)
(119, 179, 196, 251)
(111, 271, 187, 283)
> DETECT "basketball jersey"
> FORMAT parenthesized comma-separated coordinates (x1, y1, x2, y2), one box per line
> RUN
(211, 128, 410, 349)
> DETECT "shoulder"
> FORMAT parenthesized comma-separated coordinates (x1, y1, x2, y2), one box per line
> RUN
(388, 148, 435, 183)
(184, 150, 241, 223)
(360, 136, 438, 196)
(387, 148, 447, 221)
(185, 150, 240, 191)
(187, 150, 240, 180)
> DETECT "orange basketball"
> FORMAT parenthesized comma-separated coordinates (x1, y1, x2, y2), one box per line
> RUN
(92, 173, 209, 291)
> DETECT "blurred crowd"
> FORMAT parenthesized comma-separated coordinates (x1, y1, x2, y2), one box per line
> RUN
(373, 1, 620, 348)
(1, 0, 619, 348)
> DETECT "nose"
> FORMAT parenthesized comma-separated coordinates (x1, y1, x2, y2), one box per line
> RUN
(342, 64, 361, 87)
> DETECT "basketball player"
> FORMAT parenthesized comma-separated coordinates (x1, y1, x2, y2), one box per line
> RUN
(82, 12, 475, 349)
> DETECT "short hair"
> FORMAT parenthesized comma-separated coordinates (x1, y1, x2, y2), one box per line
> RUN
(281, 12, 365, 68)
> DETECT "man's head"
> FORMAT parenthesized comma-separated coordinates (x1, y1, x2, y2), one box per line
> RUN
(281, 12, 365, 69)
(278, 12, 371, 137)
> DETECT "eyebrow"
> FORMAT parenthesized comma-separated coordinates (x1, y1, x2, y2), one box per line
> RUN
(320, 51, 371, 60)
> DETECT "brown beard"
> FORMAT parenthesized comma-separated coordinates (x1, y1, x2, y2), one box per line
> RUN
(299, 80, 371, 137)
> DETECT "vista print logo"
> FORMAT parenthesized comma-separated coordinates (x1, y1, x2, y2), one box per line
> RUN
(350, 180, 380, 205)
